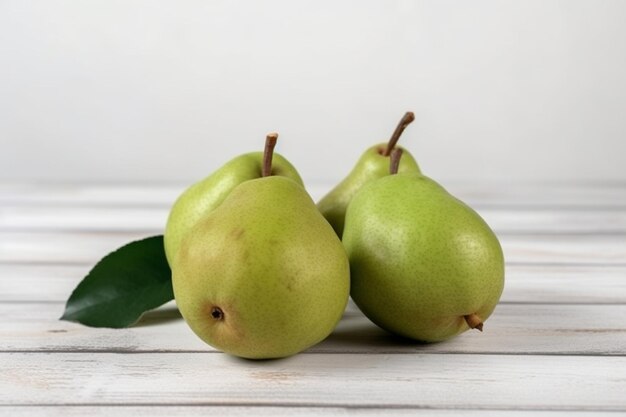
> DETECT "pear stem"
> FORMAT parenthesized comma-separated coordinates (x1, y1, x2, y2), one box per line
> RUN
(389, 148, 403, 175)
(383, 111, 415, 156)
(262, 133, 278, 177)
(464, 314, 484, 332)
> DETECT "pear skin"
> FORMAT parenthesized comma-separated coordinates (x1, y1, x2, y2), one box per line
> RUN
(318, 145, 420, 237)
(173, 176, 350, 359)
(343, 173, 505, 342)
(318, 112, 421, 237)
(164, 152, 302, 264)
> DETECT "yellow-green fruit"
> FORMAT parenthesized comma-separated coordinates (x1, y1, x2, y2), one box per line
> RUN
(164, 152, 302, 265)
(173, 176, 350, 359)
(317, 144, 420, 237)
(343, 173, 505, 342)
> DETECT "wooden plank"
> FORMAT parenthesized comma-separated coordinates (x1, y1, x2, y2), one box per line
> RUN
(0, 406, 615, 416)
(0, 206, 168, 233)
(444, 182, 626, 209)
(1, 303, 625, 355)
(1, 352, 624, 410)
(502, 234, 626, 265)
(0, 264, 91, 302)
(501, 265, 626, 304)
(0, 183, 184, 207)
(0, 231, 148, 264)
(0, 183, 328, 207)
(3, 205, 625, 234)
(2, 182, 625, 208)
(2, 231, 624, 265)
(479, 209, 626, 234)
(2, 264, 625, 304)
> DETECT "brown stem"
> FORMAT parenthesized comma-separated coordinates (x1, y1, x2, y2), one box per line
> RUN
(383, 111, 415, 156)
(262, 133, 278, 177)
(389, 148, 403, 175)
(464, 314, 483, 332)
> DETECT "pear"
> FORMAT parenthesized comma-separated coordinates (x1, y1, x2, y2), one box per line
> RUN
(164, 134, 303, 264)
(343, 150, 504, 342)
(318, 112, 421, 237)
(171, 137, 350, 359)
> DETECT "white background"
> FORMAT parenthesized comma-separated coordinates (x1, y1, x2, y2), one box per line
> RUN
(1, 0, 625, 185)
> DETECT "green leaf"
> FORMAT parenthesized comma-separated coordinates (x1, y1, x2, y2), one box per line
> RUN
(61, 235, 174, 328)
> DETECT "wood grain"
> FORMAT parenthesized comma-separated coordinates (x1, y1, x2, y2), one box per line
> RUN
(2, 205, 626, 234)
(2, 182, 625, 208)
(2, 231, 625, 265)
(0, 407, 617, 416)
(501, 265, 626, 304)
(1, 352, 624, 410)
(1, 303, 625, 355)
(2, 264, 626, 304)
(1, 182, 625, 414)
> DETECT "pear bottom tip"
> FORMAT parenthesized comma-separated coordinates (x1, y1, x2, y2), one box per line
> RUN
(464, 313, 484, 332)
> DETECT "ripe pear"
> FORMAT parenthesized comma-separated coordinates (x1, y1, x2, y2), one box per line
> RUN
(173, 176, 350, 359)
(164, 134, 302, 264)
(318, 112, 421, 237)
(171, 136, 350, 359)
(343, 151, 504, 342)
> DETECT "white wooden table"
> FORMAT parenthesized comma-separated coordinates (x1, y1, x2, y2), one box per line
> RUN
(1, 182, 625, 416)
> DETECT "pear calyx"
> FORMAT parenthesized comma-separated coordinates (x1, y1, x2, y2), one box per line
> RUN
(383, 111, 415, 156)
(389, 148, 403, 175)
(211, 306, 225, 321)
(464, 313, 483, 332)
(262, 133, 279, 177)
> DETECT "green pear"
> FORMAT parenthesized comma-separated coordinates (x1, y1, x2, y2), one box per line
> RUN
(164, 134, 303, 264)
(318, 112, 421, 237)
(343, 151, 504, 342)
(173, 175, 350, 359)
(170, 135, 350, 358)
